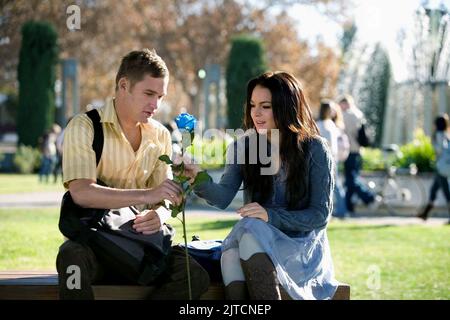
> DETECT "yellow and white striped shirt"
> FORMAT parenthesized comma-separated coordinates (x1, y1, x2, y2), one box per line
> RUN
(62, 99, 173, 203)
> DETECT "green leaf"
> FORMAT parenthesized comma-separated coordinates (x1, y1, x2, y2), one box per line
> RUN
(192, 171, 212, 186)
(172, 162, 184, 174)
(171, 205, 181, 218)
(158, 154, 173, 165)
(174, 175, 190, 185)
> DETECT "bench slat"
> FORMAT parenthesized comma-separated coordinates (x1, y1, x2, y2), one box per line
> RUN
(0, 272, 348, 300)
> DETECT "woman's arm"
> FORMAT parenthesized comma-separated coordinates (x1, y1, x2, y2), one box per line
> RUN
(266, 138, 335, 233)
(193, 141, 243, 209)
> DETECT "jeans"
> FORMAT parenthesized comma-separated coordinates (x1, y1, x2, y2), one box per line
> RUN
(429, 172, 450, 202)
(39, 155, 56, 182)
(56, 240, 210, 300)
(333, 169, 347, 217)
(344, 152, 375, 212)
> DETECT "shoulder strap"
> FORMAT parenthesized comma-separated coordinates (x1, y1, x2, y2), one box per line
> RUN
(85, 109, 104, 167)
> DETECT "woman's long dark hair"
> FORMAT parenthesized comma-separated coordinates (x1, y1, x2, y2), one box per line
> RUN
(242, 71, 319, 208)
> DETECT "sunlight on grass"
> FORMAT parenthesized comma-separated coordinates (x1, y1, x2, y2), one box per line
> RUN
(0, 207, 449, 299)
(0, 174, 64, 194)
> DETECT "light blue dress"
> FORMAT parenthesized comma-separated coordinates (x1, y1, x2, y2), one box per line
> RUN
(194, 133, 339, 300)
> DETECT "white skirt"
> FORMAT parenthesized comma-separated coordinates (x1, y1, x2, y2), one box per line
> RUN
(222, 217, 339, 300)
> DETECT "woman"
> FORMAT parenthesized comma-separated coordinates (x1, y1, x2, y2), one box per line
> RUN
(417, 114, 450, 222)
(184, 71, 339, 300)
(316, 100, 348, 218)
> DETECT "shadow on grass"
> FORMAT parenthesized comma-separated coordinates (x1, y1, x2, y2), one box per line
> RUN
(187, 219, 238, 232)
(328, 224, 398, 232)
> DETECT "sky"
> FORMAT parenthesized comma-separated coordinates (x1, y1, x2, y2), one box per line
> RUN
(288, 0, 450, 81)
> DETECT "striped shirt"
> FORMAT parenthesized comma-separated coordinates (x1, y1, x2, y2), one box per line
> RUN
(62, 98, 173, 209)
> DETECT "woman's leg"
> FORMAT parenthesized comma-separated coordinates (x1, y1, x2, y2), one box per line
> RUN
(418, 174, 440, 220)
(221, 248, 248, 300)
(238, 232, 281, 300)
(436, 174, 450, 222)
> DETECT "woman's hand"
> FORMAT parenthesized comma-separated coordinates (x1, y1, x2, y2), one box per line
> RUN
(237, 202, 268, 222)
(174, 154, 201, 183)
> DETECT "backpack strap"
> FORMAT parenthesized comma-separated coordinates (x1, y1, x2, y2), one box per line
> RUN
(85, 109, 104, 167)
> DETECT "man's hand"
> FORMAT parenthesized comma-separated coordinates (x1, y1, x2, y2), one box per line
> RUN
(133, 210, 161, 235)
(237, 202, 269, 222)
(147, 179, 183, 205)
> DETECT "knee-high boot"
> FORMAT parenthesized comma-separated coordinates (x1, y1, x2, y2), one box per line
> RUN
(224, 280, 249, 300)
(240, 253, 281, 300)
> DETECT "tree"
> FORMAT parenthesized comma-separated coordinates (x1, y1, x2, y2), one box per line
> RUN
(17, 20, 58, 147)
(357, 44, 391, 146)
(1, 0, 348, 120)
(340, 21, 357, 56)
(226, 35, 268, 129)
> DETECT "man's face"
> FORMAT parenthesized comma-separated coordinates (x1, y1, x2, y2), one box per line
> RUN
(123, 74, 168, 124)
(339, 100, 349, 111)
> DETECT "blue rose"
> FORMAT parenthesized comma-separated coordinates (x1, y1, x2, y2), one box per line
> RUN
(175, 113, 197, 133)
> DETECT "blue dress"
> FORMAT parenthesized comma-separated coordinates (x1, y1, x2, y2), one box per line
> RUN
(194, 133, 339, 300)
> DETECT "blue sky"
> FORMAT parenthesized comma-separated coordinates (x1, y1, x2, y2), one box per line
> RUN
(288, 0, 450, 81)
(291, 0, 449, 47)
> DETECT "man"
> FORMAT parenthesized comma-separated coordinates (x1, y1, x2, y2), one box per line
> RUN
(56, 49, 210, 300)
(339, 94, 378, 214)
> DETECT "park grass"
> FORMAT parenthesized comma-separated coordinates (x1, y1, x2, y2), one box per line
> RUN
(0, 174, 64, 194)
(0, 207, 449, 300)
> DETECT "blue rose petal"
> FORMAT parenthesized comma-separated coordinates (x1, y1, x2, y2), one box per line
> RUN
(175, 113, 197, 133)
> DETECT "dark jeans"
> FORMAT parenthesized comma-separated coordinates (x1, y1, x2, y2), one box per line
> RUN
(56, 240, 210, 300)
(344, 152, 375, 212)
(429, 172, 450, 203)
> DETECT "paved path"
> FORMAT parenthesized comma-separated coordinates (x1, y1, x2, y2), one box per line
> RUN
(0, 191, 65, 208)
(0, 191, 448, 226)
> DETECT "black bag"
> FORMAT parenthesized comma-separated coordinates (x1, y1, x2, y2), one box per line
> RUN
(58, 109, 174, 285)
(182, 237, 223, 282)
(357, 123, 371, 147)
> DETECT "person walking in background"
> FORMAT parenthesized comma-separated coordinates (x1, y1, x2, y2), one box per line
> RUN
(38, 124, 60, 183)
(417, 114, 450, 223)
(331, 102, 350, 169)
(338, 94, 378, 214)
(316, 99, 348, 218)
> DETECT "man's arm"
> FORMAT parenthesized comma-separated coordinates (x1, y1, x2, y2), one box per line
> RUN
(68, 178, 182, 209)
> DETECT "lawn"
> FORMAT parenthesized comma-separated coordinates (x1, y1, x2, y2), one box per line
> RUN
(0, 207, 449, 300)
(0, 174, 64, 194)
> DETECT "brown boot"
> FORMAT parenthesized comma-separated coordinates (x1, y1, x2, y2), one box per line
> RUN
(417, 203, 433, 220)
(240, 253, 281, 300)
(224, 280, 248, 300)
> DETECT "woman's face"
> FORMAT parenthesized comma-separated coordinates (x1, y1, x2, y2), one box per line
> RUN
(250, 85, 277, 134)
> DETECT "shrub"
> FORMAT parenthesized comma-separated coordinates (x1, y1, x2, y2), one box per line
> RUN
(186, 135, 233, 170)
(393, 129, 435, 173)
(361, 147, 385, 171)
(360, 129, 435, 173)
(226, 35, 267, 129)
(13, 145, 41, 174)
(17, 21, 58, 147)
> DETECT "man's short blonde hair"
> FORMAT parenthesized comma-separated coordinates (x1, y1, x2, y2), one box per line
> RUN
(115, 48, 169, 91)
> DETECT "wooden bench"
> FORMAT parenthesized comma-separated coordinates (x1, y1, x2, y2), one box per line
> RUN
(0, 271, 350, 300)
